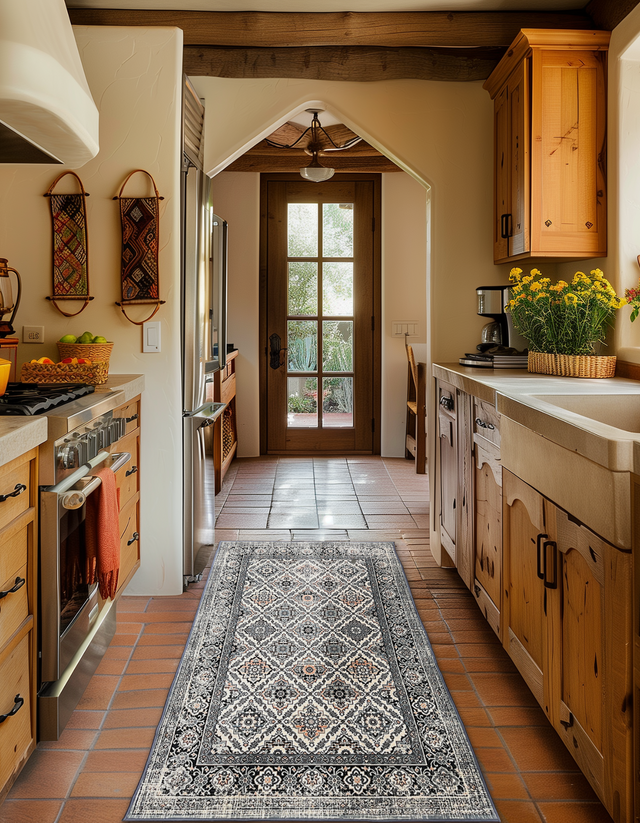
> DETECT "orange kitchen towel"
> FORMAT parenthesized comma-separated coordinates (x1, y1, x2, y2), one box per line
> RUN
(85, 467, 121, 600)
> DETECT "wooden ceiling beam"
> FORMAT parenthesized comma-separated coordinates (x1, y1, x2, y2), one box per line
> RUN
(585, 0, 640, 31)
(184, 45, 504, 82)
(67, 9, 596, 48)
(225, 154, 401, 173)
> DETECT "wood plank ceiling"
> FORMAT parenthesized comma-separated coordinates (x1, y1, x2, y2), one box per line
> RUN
(67, 0, 638, 173)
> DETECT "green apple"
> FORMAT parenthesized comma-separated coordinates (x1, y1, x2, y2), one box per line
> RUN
(59, 334, 77, 343)
(92, 336, 108, 344)
(78, 332, 93, 343)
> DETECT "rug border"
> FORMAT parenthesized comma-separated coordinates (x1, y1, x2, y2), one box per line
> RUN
(124, 541, 499, 823)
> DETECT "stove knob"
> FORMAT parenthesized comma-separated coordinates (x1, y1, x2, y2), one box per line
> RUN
(86, 431, 98, 460)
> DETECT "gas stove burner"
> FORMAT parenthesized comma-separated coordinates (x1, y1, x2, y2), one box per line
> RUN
(0, 382, 95, 416)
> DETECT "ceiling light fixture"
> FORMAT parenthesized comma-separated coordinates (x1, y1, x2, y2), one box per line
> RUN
(266, 109, 361, 183)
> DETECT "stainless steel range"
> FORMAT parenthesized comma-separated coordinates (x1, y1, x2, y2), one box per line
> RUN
(32, 385, 132, 740)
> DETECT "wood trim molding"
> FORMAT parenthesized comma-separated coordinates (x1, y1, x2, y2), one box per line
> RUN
(227, 154, 401, 174)
(614, 360, 640, 381)
(67, 9, 596, 48)
(184, 45, 505, 82)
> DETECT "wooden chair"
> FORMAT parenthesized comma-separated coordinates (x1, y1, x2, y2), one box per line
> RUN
(405, 344, 426, 473)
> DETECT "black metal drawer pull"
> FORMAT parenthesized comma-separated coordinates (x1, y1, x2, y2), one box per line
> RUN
(439, 395, 454, 411)
(0, 694, 24, 723)
(127, 531, 140, 546)
(0, 576, 25, 600)
(543, 540, 558, 589)
(0, 483, 27, 504)
(125, 466, 138, 477)
(475, 418, 495, 431)
(126, 413, 139, 423)
(536, 533, 548, 580)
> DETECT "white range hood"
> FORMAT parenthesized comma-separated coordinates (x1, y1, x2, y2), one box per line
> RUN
(0, 0, 99, 164)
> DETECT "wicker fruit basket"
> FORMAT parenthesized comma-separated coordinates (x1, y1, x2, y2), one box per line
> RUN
(57, 341, 113, 365)
(21, 361, 109, 386)
(528, 352, 616, 379)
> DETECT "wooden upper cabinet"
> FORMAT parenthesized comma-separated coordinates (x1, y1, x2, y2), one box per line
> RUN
(484, 29, 609, 264)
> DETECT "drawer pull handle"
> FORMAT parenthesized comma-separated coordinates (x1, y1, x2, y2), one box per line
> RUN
(475, 418, 495, 431)
(543, 540, 558, 589)
(536, 533, 548, 580)
(125, 466, 138, 477)
(0, 576, 25, 600)
(127, 531, 140, 546)
(0, 694, 24, 723)
(439, 395, 454, 411)
(126, 413, 139, 423)
(0, 483, 27, 503)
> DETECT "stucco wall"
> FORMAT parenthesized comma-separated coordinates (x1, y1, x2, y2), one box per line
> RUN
(0, 26, 185, 595)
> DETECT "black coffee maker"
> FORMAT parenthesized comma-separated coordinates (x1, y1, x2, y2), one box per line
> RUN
(476, 285, 527, 352)
(459, 286, 528, 368)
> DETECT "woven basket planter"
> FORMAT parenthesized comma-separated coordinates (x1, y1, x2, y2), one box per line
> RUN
(528, 352, 616, 379)
(21, 361, 109, 386)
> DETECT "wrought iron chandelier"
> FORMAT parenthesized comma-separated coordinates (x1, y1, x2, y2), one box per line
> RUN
(265, 109, 361, 182)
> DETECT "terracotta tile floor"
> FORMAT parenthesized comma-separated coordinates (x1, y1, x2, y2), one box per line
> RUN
(2, 457, 613, 822)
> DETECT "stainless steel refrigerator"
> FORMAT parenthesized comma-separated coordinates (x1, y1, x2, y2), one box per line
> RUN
(181, 161, 227, 584)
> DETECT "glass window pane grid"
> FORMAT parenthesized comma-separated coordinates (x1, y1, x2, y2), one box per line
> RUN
(285, 202, 356, 429)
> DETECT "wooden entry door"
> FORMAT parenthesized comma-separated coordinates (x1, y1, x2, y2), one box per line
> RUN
(262, 175, 380, 454)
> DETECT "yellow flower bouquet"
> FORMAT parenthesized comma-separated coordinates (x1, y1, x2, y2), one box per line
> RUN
(506, 267, 625, 356)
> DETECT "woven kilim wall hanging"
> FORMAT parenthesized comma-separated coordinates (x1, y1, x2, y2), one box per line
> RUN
(44, 171, 94, 317)
(114, 169, 166, 325)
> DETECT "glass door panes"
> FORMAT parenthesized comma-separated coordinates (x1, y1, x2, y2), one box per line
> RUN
(286, 202, 355, 429)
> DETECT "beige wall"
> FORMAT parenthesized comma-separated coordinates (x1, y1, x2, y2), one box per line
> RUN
(210, 170, 427, 459)
(210, 173, 261, 458)
(0, 26, 185, 595)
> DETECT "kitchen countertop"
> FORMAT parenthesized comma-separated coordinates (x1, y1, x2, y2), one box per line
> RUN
(433, 363, 640, 473)
(0, 374, 144, 470)
(0, 416, 48, 469)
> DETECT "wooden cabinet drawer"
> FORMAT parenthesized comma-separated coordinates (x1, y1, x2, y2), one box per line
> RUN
(0, 462, 30, 532)
(473, 398, 500, 446)
(0, 633, 33, 793)
(0, 563, 28, 651)
(0, 519, 28, 591)
(114, 399, 140, 436)
(118, 500, 140, 593)
(112, 432, 139, 512)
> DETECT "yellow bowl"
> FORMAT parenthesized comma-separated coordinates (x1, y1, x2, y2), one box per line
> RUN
(0, 358, 10, 396)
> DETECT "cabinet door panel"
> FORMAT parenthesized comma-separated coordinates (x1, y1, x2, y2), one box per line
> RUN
(503, 470, 547, 707)
(493, 84, 510, 262)
(474, 444, 501, 608)
(532, 50, 606, 256)
(508, 58, 529, 257)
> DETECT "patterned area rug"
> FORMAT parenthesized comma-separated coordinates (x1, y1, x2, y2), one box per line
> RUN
(126, 542, 498, 821)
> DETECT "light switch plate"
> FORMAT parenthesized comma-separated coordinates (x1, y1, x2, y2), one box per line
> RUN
(143, 320, 161, 352)
(392, 321, 419, 338)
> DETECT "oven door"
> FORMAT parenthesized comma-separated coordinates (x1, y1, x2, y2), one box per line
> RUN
(39, 450, 130, 682)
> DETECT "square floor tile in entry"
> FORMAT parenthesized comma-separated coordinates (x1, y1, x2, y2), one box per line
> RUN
(2, 457, 613, 823)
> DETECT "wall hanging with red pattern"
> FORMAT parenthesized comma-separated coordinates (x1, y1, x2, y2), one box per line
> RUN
(113, 169, 166, 325)
(44, 171, 94, 317)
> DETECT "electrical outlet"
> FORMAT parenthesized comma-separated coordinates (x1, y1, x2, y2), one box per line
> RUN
(23, 325, 44, 343)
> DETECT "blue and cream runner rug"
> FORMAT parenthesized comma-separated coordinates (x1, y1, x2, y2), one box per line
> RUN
(126, 542, 498, 821)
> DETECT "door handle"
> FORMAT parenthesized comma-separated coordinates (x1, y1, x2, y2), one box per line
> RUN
(269, 333, 287, 369)
(500, 213, 512, 239)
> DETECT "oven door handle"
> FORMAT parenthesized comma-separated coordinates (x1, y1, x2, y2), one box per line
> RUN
(60, 452, 131, 510)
